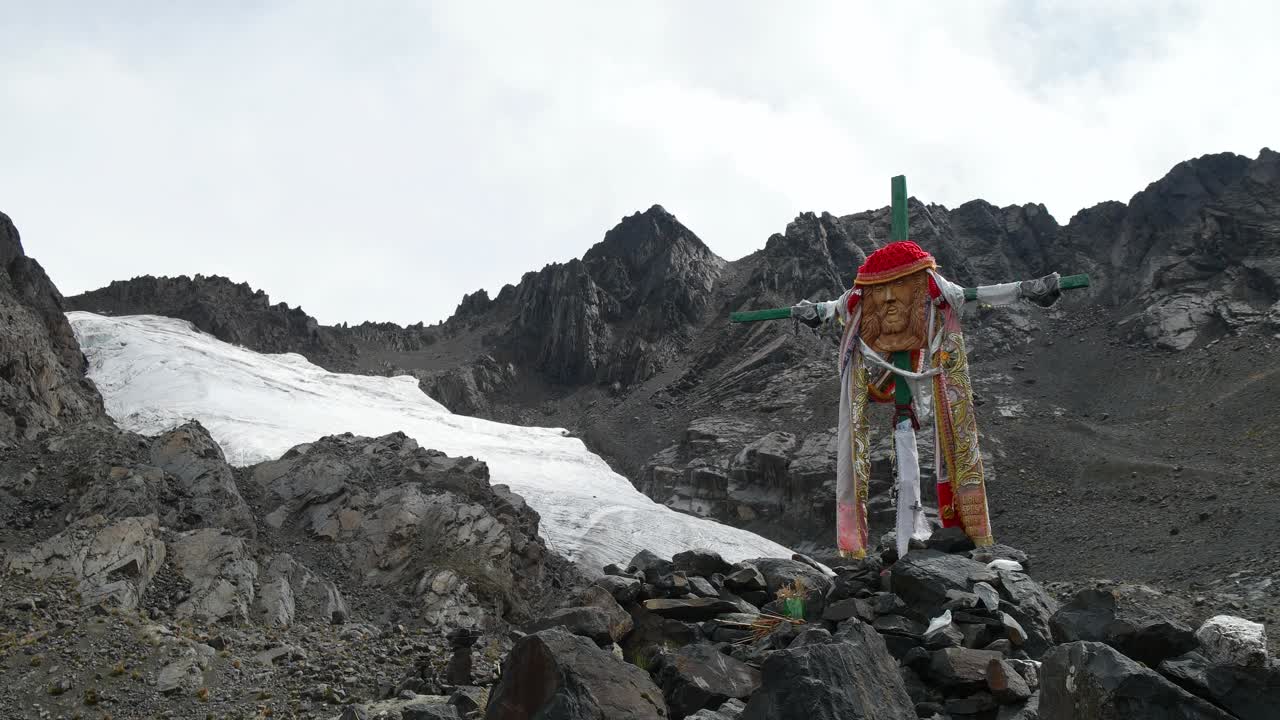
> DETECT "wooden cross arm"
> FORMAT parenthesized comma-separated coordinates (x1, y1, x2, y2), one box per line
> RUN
(729, 273, 1090, 323)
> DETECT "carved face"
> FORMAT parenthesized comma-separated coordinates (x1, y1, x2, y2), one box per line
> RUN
(860, 271, 928, 353)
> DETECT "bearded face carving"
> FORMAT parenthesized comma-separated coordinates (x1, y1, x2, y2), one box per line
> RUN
(859, 270, 929, 354)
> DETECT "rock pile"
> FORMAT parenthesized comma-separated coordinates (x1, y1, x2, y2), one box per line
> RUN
(1, 421, 576, 719)
(485, 535, 1279, 720)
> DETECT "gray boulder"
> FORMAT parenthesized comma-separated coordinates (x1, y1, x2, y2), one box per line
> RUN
(1050, 587, 1197, 666)
(148, 422, 256, 537)
(890, 550, 998, 617)
(659, 643, 761, 719)
(485, 627, 668, 719)
(525, 607, 615, 647)
(1039, 641, 1235, 719)
(742, 620, 915, 720)
(170, 528, 258, 623)
(1160, 651, 1280, 720)
(254, 553, 349, 626)
(5, 514, 165, 610)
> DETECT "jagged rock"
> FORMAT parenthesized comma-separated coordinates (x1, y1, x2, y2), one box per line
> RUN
(728, 432, 799, 516)
(1007, 659, 1042, 690)
(72, 463, 168, 526)
(973, 582, 1001, 611)
(622, 605, 702, 665)
(628, 549, 675, 584)
(988, 658, 1033, 704)
(673, 549, 732, 578)
(996, 570, 1059, 659)
(744, 557, 833, 597)
(874, 615, 926, 637)
(247, 432, 550, 628)
(525, 606, 616, 646)
(1159, 651, 1280, 720)
(790, 627, 833, 648)
(658, 643, 761, 719)
(688, 576, 719, 598)
(0, 211, 106, 446)
(725, 565, 767, 593)
(148, 422, 256, 537)
(170, 528, 257, 622)
(1050, 587, 1197, 666)
(1039, 641, 1235, 719)
(1003, 612, 1029, 647)
(157, 649, 206, 695)
(420, 355, 516, 417)
(823, 598, 873, 623)
(595, 574, 643, 605)
(929, 648, 1005, 691)
(66, 272, 358, 370)
(644, 598, 742, 621)
(5, 514, 164, 609)
(925, 623, 965, 650)
(449, 686, 487, 716)
(254, 553, 348, 627)
(960, 622, 995, 650)
(1196, 615, 1268, 668)
(575, 584, 635, 643)
(890, 550, 998, 616)
(485, 627, 668, 719)
(928, 527, 977, 554)
(742, 620, 916, 719)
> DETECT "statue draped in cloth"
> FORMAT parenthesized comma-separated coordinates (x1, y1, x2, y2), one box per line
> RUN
(733, 175, 1086, 561)
(801, 241, 997, 560)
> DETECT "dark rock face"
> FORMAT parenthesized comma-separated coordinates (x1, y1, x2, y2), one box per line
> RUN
(66, 273, 360, 369)
(996, 569, 1060, 660)
(418, 355, 517, 417)
(245, 431, 551, 626)
(1160, 651, 1280, 720)
(148, 422, 256, 538)
(742, 557, 833, 597)
(524, 607, 615, 647)
(1051, 587, 1198, 666)
(485, 628, 668, 720)
(890, 550, 999, 618)
(0, 211, 106, 446)
(498, 205, 723, 386)
(2, 421, 252, 541)
(1040, 641, 1236, 720)
(741, 620, 916, 720)
(658, 643, 761, 720)
(988, 658, 1034, 704)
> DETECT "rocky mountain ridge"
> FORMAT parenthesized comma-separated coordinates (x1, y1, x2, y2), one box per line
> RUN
(63, 148, 1280, 587)
(2, 206, 580, 718)
(4, 150, 1280, 717)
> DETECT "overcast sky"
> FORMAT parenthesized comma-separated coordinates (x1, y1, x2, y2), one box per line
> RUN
(2, 2, 1276, 325)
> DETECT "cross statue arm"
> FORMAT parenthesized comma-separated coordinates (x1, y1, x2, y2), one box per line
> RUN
(733, 272, 1088, 325)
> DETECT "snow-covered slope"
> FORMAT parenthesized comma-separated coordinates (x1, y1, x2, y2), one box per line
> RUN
(68, 312, 794, 571)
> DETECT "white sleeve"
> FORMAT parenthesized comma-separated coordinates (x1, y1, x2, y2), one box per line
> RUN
(974, 281, 1022, 305)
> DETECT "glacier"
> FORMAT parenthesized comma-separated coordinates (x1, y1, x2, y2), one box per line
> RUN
(67, 312, 794, 572)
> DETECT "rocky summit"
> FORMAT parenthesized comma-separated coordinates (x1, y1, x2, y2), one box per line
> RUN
(2, 147, 1278, 718)
(65, 149, 1280, 590)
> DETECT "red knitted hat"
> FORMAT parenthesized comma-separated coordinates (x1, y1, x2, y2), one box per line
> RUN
(854, 241, 936, 286)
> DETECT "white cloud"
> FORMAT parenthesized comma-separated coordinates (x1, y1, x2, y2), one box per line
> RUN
(1, 1, 1276, 325)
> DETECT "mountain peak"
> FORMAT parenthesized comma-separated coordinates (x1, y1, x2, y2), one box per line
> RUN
(584, 205, 718, 271)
